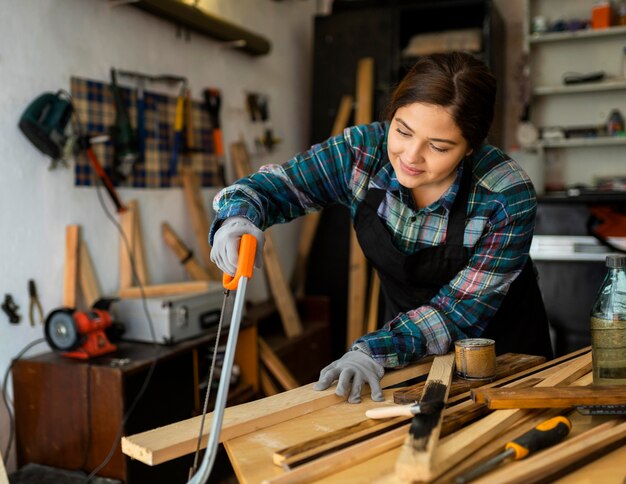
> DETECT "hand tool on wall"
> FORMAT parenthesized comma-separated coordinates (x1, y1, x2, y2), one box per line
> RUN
(2, 295, 20, 324)
(188, 234, 257, 483)
(203, 88, 226, 184)
(28, 280, 44, 326)
(110, 69, 139, 181)
(79, 135, 127, 213)
(455, 415, 572, 483)
(18, 90, 74, 168)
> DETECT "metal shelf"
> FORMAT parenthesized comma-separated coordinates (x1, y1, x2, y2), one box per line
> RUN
(533, 79, 626, 96)
(538, 136, 626, 148)
(529, 25, 626, 44)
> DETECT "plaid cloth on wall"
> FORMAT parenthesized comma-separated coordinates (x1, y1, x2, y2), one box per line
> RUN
(70, 76, 222, 188)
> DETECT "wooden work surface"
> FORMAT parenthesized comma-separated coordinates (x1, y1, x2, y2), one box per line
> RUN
(224, 356, 626, 483)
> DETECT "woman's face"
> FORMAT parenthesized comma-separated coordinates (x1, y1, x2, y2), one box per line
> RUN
(387, 102, 472, 207)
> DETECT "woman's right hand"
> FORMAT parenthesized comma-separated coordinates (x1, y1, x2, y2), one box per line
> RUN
(210, 217, 265, 276)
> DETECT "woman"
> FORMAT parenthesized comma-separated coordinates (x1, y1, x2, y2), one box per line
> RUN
(209, 52, 553, 404)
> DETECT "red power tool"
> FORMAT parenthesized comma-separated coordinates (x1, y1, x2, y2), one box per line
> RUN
(44, 307, 117, 360)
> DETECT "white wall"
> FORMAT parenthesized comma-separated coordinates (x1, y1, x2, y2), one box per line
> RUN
(0, 0, 317, 472)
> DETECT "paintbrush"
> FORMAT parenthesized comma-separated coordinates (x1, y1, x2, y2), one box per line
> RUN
(365, 400, 445, 419)
(408, 380, 447, 451)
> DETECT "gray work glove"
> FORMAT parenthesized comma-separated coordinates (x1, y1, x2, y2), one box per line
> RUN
(313, 350, 385, 404)
(210, 217, 265, 276)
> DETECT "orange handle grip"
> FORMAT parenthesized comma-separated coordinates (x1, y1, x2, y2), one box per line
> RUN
(223, 234, 257, 290)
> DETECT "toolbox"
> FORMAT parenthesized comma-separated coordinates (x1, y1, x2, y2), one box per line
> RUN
(113, 285, 226, 344)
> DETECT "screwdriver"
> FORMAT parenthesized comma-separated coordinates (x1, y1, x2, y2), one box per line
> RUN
(455, 415, 572, 483)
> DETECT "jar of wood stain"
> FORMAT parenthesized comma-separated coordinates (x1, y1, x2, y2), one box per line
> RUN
(454, 338, 496, 381)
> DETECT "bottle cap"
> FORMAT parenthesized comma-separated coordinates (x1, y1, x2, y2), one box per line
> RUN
(606, 255, 626, 268)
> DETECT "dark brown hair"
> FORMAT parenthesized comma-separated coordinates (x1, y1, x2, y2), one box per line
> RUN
(385, 52, 496, 150)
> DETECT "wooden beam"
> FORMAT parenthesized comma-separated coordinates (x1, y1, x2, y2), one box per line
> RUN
(0, 449, 8, 484)
(472, 385, 626, 409)
(291, 94, 353, 297)
(258, 337, 299, 391)
(118, 281, 211, 299)
(366, 270, 380, 333)
(260, 367, 280, 397)
(395, 353, 456, 481)
(180, 166, 222, 280)
(230, 141, 303, 338)
(121, 359, 433, 465)
(118, 200, 136, 289)
(161, 222, 210, 281)
(63, 225, 80, 308)
(346, 57, 374, 349)
(131, 200, 150, 286)
(78, 240, 101, 308)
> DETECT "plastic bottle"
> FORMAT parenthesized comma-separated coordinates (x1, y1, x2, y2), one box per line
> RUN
(590, 254, 626, 385)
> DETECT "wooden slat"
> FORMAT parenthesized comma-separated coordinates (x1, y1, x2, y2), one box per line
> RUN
(118, 200, 135, 289)
(346, 57, 374, 349)
(479, 419, 626, 484)
(366, 270, 380, 333)
(63, 225, 80, 308)
(117, 281, 210, 299)
(121, 359, 433, 465)
(426, 352, 593, 481)
(180, 166, 221, 280)
(161, 222, 210, 281)
(131, 200, 149, 286)
(473, 385, 626, 409)
(230, 141, 303, 338)
(260, 368, 280, 397)
(78, 240, 101, 308)
(258, 337, 299, 391)
(0, 449, 8, 484)
(395, 353, 456, 481)
(291, 94, 354, 297)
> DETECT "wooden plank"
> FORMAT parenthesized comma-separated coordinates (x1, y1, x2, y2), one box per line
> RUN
(161, 222, 210, 281)
(426, 352, 593, 482)
(395, 353, 546, 404)
(180, 166, 221, 280)
(346, 57, 374, 350)
(118, 200, 136, 289)
(473, 384, 626, 409)
(230, 141, 303, 338)
(0, 450, 8, 484)
(63, 225, 80, 308)
(260, 367, 280, 397)
(118, 281, 210, 299)
(258, 337, 299, 391)
(366, 270, 380, 333)
(131, 200, 149, 286)
(121, 359, 433, 465)
(479, 419, 626, 484)
(394, 353, 456, 481)
(78, 240, 101, 308)
(291, 94, 353, 297)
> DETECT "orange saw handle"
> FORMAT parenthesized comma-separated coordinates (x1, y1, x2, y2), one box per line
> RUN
(223, 234, 257, 290)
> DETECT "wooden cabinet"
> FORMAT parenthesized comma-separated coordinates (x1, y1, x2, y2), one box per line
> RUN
(11, 327, 258, 483)
(523, 0, 626, 191)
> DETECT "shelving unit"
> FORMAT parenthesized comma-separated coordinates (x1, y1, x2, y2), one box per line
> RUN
(522, 0, 626, 191)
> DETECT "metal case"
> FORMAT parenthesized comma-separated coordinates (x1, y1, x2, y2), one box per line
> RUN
(113, 285, 225, 344)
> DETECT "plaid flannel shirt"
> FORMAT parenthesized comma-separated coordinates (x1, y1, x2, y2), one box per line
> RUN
(211, 122, 537, 368)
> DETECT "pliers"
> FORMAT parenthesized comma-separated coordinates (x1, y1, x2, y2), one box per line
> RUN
(28, 279, 44, 326)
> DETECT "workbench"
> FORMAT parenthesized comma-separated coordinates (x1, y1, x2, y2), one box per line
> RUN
(122, 347, 626, 483)
(219, 348, 625, 483)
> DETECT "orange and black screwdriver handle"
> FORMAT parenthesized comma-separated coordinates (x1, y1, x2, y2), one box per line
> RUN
(223, 234, 257, 290)
(505, 416, 572, 459)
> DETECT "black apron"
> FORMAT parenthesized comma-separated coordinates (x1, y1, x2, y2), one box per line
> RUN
(354, 161, 553, 359)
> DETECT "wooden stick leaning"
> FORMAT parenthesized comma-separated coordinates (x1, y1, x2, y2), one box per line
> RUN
(291, 93, 353, 297)
(78, 240, 101, 308)
(121, 359, 433, 466)
(161, 222, 210, 281)
(63, 225, 80, 308)
(230, 141, 303, 339)
(258, 336, 299, 391)
(394, 353, 456, 481)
